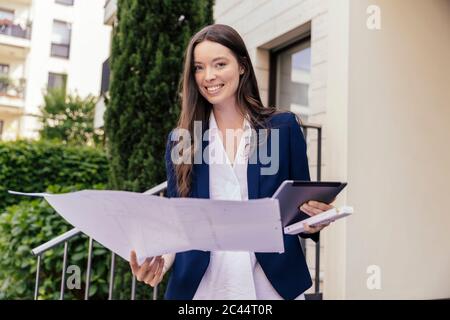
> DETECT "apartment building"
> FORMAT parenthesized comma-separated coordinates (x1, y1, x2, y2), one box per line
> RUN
(0, 0, 111, 140)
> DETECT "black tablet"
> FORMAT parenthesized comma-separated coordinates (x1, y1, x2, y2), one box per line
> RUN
(272, 180, 348, 227)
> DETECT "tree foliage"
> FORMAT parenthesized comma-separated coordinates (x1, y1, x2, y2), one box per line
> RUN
(105, 0, 214, 192)
(39, 89, 104, 147)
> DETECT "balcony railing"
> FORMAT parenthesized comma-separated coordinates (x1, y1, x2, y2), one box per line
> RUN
(30, 124, 323, 300)
(0, 19, 32, 40)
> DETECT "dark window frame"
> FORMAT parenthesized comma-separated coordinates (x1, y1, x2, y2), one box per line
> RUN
(47, 72, 67, 93)
(268, 32, 311, 109)
(50, 20, 71, 59)
(0, 63, 10, 74)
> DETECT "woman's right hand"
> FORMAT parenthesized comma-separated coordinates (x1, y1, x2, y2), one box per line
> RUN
(129, 250, 165, 287)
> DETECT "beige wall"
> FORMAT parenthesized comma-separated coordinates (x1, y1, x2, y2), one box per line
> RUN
(327, 0, 450, 299)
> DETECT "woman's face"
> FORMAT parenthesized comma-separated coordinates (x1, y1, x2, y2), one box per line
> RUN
(193, 40, 243, 108)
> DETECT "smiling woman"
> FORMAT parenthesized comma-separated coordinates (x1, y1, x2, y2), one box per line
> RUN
(194, 43, 243, 103)
(129, 24, 334, 300)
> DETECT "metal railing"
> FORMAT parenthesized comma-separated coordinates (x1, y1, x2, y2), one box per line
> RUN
(0, 21, 32, 40)
(31, 181, 167, 300)
(31, 124, 322, 300)
(302, 123, 323, 300)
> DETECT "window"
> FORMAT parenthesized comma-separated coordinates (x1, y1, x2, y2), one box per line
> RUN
(55, 0, 74, 5)
(48, 72, 67, 92)
(0, 8, 14, 36)
(0, 64, 10, 93)
(0, 63, 9, 74)
(51, 20, 71, 58)
(0, 8, 14, 21)
(269, 37, 311, 121)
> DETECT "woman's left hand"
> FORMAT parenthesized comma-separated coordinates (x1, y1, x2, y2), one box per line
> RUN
(299, 200, 334, 234)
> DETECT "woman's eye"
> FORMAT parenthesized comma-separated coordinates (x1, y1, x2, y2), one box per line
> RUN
(194, 66, 203, 72)
(216, 63, 226, 68)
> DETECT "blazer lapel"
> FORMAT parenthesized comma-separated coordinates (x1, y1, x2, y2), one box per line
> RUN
(247, 161, 260, 200)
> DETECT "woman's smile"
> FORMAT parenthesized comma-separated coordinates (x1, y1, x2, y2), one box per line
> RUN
(205, 84, 225, 95)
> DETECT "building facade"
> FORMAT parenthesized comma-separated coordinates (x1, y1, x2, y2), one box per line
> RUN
(0, 0, 111, 140)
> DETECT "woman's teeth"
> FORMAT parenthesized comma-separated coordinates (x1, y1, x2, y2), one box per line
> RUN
(206, 84, 224, 93)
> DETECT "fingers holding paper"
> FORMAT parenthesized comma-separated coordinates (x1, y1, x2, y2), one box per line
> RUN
(299, 200, 334, 234)
(130, 250, 165, 287)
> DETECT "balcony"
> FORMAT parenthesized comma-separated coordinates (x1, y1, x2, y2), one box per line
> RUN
(0, 75, 26, 110)
(0, 19, 32, 57)
(104, 0, 117, 26)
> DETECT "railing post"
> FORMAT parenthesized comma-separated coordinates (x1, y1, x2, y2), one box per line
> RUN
(59, 241, 69, 300)
(108, 252, 116, 300)
(84, 237, 93, 300)
(34, 255, 41, 300)
(131, 275, 136, 300)
(315, 126, 322, 294)
(153, 285, 158, 300)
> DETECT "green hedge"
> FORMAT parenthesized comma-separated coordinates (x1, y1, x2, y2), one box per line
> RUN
(0, 141, 165, 299)
(0, 185, 108, 299)
(0, 140, 109, 212)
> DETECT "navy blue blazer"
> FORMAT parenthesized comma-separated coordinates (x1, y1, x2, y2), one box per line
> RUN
(164, 111, 319, 300)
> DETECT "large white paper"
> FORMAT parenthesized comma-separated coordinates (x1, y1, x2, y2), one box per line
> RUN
(9, 190, 284, 263)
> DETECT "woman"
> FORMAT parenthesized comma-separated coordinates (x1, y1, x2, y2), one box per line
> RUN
(129, 24, 333, 300)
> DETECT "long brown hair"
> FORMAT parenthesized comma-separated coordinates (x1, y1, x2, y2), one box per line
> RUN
(175, 24, 276, 197)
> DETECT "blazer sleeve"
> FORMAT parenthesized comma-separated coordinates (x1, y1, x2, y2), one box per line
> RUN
(288, 113, 320, 243)
(165, 131, 179, 198)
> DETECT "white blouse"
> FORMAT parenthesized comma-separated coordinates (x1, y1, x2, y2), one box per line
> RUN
(192, 111, 305, 300)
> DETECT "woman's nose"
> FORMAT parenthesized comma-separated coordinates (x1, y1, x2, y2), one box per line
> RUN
(205, 67, 216, 81)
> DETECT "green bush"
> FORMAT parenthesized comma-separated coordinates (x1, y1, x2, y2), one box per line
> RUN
(0, 140, 109, 212)
(0, 185, 104, 299)
(0, 141, 166, 299)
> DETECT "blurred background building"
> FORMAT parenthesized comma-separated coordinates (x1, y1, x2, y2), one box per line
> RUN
(0, 0, 111, 140)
